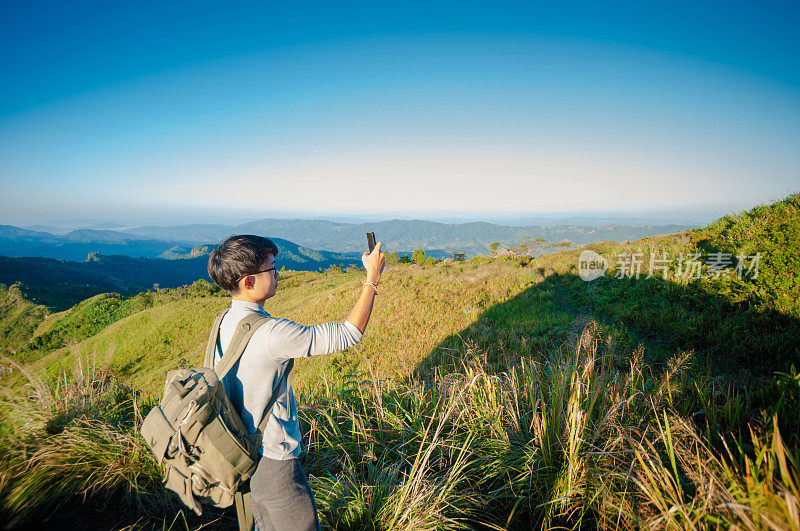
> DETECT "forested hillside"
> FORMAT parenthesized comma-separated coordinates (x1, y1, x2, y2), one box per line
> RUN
(0, 237, 360, 311)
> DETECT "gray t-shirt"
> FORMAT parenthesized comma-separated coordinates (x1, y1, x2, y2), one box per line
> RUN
(213, 299, 362, 460)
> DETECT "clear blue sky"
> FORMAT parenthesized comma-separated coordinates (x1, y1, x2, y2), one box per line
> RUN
(1, 0, 798, 225)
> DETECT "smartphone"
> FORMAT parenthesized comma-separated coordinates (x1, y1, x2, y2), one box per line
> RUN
(366, 232, 376, 253)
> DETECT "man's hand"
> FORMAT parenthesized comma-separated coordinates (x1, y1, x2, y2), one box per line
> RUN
(362, 241, 385, 284)
(348, 241, 386, 334)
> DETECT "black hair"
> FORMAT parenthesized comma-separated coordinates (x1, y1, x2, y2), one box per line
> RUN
(207, 235, 280, 294)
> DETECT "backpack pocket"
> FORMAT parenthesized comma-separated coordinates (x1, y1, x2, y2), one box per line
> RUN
(199, 415, 257, 484)
(164, 465, 202, 515)
(141, 406, 174, 465)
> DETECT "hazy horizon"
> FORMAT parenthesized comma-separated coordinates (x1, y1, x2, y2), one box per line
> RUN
(2, 197, 763, 230)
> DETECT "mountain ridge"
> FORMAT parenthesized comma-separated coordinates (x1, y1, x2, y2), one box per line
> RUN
(1, 218, 692, 262)
(126, 217, 692, 256)
(0, 236, 361, 311)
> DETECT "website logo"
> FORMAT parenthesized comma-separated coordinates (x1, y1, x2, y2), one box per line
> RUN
(578, 250, 608, 281)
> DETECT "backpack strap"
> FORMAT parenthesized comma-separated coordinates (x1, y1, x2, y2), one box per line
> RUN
(205, 310, 296, 442)
(234, 488, 254, 531)
(204, 309, 229, 369)
(205, 310, 294, 531)
(202, 310, 295, 531)
(214, 313, 273, 380)
(205, 311, 295, 426)
(255, 358, 294, 438)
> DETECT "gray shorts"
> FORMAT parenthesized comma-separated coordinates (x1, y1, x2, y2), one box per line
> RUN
(250, 456, 321, 531)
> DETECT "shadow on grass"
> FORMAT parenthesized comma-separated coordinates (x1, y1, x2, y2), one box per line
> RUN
(406, 269, 800, 530)
(37, 500, 236, 531)
(417, 270, 800, 380)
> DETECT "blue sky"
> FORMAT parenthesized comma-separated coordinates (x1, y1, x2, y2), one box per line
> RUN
(1, 1, 799, 225)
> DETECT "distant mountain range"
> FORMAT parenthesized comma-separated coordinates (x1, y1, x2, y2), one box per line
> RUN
(0, 217, 691, 310)
(0, 225, 192, 261)
(0, 218, 692, 263)
(221, 219, 693, 257)
(0, 237, 361, 311)
(25, 219, 691, 257)
(131, 219, 694, 256)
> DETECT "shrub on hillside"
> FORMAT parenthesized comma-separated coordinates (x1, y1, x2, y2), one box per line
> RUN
(469, 254, 491, 264)
(186, 279, 220, 297)
(385, 251, 402, 263)
(692, 191, 800, 317)
(25, 293, 142, 354)
(325, 264, 344, 274)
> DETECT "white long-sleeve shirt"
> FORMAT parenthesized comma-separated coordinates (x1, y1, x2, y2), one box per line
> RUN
(213, 299, 362, 460)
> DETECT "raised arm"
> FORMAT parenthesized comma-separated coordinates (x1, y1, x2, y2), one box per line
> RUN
(347, 241, 385, 334)
(266, 242, 385, 360)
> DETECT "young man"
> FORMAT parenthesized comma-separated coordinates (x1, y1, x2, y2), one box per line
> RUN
(207, 234, 385, 531)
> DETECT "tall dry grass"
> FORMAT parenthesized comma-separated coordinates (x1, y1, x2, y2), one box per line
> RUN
(0, 350, 175, 528)
(300, 320, 799, 530)
(0, 323, 797, 529)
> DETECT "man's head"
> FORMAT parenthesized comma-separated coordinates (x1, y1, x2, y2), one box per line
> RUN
(208, 235, 280, 299)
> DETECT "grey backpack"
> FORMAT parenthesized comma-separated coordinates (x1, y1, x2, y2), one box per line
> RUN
(140, 310, 293, 530)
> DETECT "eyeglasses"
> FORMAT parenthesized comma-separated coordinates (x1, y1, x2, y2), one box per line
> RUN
(239, 266, 278, 281)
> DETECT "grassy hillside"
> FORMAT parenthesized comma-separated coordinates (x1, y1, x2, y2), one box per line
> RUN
(20, 263, 580, 399)
(692, 193, 800, 317)
(0, 281, 224, 368)
(0, 193, 798, 529)
(0, 284, 48, 356)
(535, 192, 800, 372)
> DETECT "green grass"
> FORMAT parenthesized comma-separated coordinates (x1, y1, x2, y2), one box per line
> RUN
(0, 351, 173, 528)
(0, 283, 48, 356)
(13, 262, 582, 401)
(2, 319, 797, 529)
(1, 191, 799, 528)
(693, 191, 800, 317)
(302, 325, 800, 530)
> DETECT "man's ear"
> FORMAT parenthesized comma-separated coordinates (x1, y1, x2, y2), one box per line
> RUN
(242, 276, 255, 290)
